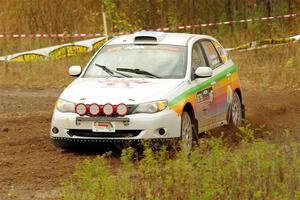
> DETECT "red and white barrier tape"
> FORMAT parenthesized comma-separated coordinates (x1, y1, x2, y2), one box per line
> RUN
(0, 13, 298, 38)
(149, 13, 298, 32)
(0, 33, 104, 39)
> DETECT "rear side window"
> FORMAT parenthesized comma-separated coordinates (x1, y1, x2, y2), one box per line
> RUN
(201, 41, 222, 68)
(213, 41, 229, 63)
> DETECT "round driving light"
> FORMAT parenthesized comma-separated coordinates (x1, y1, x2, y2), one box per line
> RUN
(75, 103, 87, 116)
(103, 103, 114, 115)
(52, 127, 59, 134)
(159, 128, 166, 135)
(116, 103, 128, 116)
(89, 103, 100, 116)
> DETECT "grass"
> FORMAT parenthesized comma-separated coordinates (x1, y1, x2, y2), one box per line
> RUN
(0, 52, 92, 89)
(231, 42, 300, 92)
(59, 126, 300, 200)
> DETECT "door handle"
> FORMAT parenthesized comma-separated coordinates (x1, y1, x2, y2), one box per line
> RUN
(210, 81, 216, 86)
(226, 72, 231, 77)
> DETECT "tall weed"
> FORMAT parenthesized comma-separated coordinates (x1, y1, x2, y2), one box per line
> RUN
(60, 128, 300, 200)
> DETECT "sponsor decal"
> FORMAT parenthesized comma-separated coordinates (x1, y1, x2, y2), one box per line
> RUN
(197, 87, 214, 111)
(9, 53, 46, 62)
(197, 87, 213, 103)
(49, 45, 89, 60)
(97, 79, 149, 87)
(92, 39, 106, 51)
(231, 37, 296, 51)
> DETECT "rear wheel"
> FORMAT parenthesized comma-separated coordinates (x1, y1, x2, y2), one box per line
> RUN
(229, 92, 243, 127)
(181, 111, 193, 152)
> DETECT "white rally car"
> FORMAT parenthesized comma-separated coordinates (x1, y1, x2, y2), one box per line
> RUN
(50, 32, 245, 148)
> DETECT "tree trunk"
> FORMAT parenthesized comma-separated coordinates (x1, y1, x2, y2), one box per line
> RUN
(160, 0, 168, 29)
(264, 0, 272, 16)
(288, 0, 294, 13)
(226, 0, 234, 32)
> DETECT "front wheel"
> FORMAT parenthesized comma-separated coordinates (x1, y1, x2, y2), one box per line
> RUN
(181, 111, 193, 151)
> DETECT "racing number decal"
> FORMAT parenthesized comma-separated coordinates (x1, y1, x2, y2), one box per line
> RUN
(196, 87, 214, 104)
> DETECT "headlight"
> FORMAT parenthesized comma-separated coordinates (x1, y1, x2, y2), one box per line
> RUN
(133, 100, 168, 113)
(56, 99, 75, 113)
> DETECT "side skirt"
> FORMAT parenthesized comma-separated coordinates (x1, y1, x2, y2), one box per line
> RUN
(199, 119, 228, 133)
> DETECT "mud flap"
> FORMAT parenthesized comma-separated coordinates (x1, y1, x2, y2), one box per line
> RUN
(192, 117, 200, 141)
(225, 104, 232, 125)
(241, 104, 246, 120)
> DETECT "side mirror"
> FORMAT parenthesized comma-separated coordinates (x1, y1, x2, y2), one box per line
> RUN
(195, 67, 213, 78)
(68, 65, 82, 77)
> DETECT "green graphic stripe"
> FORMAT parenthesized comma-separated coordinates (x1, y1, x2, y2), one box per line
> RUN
(169, 65, 237, 107)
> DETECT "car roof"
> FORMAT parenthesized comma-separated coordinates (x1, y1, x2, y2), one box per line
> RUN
(106, 32, 214, 46)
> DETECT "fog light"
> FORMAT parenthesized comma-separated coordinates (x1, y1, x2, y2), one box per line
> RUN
(52, 127, 59, 134)
(158, 128, 166, 135)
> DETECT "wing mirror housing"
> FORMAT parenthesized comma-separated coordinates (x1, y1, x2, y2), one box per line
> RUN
(68, 65, 82, 77)
(195, 67, 213, 78)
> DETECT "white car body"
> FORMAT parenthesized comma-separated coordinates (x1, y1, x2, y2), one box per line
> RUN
(50, 32, 244, 147)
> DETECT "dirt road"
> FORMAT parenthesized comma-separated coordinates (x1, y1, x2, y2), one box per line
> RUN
(0, 88, 299, 199)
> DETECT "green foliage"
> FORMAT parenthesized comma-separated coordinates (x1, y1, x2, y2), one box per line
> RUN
(60, 127, 300, 200)
(286, 57, 296, 68)
(0, 0, 299, 55)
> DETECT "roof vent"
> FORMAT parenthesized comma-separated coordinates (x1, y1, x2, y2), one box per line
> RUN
(134, 36, 157, 42)
(133, 32, 166, 43)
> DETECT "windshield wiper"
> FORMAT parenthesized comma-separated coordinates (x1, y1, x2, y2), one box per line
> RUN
(95, 64, 131, 78)
(116, 68, 160, 78)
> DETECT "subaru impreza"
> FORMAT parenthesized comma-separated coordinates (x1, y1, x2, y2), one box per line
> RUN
(50, 32, 245, 148)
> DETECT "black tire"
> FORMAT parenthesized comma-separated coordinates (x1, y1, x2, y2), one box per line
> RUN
(228, 92, 243, 127)
(181, 111, 194, 152)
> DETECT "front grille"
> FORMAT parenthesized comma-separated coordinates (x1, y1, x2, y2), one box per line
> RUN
(67, 129, 142, 138)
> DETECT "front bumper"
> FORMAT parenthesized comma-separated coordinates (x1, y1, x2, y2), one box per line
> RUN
(50, 108, 181, 141)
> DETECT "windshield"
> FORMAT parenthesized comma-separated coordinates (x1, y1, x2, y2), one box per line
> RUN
(83, 44, 187, 79)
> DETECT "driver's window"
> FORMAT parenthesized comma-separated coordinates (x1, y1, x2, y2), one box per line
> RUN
(192, 42, 206, 72)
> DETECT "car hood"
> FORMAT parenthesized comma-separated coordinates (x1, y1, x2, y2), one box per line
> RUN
(60, 78, 184, 104)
